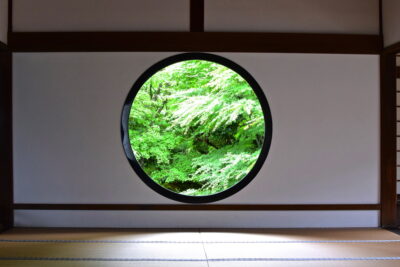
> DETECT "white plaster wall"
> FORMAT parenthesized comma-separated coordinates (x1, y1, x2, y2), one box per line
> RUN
(383, 0, 400, 47)
(13, 0, 189, 32)
(205, 0, 379, 34)
(13, 52, 380, 227)
(0, 0, 7, 43)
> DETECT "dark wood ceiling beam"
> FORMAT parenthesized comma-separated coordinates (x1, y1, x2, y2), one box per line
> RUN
(9, 32, 380, 54)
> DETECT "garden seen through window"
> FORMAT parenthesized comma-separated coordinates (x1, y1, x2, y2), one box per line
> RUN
(125, 55, 271, 201)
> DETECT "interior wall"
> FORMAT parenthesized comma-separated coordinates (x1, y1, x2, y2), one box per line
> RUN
(13, 52, 380, 227)
(12, 0, 190, 32)
(11, 0, 380, 35)
(9, 0, 384, 228)
(383, 0, 400, 47)
(205, 0, 379, 34)
(0, 0, 7, 43)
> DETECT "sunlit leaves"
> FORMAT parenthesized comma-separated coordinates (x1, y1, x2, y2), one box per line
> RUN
(129, 59, 265, 196)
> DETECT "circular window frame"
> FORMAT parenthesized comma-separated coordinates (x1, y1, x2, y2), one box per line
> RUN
(121, 53, 273, 203)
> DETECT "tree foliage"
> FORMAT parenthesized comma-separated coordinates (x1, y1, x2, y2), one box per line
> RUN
(129, 60, 265, 196)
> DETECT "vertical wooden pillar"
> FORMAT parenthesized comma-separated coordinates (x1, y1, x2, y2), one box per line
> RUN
(380, 52, 397, 228)
(0, 48, 13, 231)
(190, 0, 204, 32)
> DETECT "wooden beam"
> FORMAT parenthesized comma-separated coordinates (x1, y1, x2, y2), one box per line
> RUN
(379, 0, 383, 49)
(9, 32, 380, 54)
(13, 204, 380, 211)
(0, 45, 13, 232)
(190, 0, 204, 32)
(8, 0, 12, 35)
(380, 52, 397, 228)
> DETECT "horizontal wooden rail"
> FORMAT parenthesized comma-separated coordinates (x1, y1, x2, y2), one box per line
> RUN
(13, 204, 381, 211)
(9, 32, 380, 54)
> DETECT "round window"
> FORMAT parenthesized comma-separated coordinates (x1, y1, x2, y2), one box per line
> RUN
(121, 53, 272, 203)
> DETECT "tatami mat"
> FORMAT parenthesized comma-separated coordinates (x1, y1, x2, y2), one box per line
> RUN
(0, 261, 208, 267)
(208, 262, 400, 267)
(203, 242, 400, 258)
(0, 242, 206, 259)
(0, 228, 399, 266)
(199, 228, 400, 242)
(0, 228, 202, 242)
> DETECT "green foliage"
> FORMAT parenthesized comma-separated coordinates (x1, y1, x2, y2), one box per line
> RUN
(129, 60, 265, 196)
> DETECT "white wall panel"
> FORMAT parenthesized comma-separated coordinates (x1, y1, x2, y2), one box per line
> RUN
(14, 210, 379, 228)
(205, 0, 379, 34)
(0, 0, 7, 43)
(383, 0, 400, 46)
(13, 0, 189, 32)
(13, 52, 380, 208)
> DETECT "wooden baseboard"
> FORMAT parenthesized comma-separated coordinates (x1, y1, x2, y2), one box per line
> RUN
(13, 203, 380, 211)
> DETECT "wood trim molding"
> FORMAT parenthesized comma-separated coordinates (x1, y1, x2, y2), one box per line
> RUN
(380, 52, 397, 228)
(190, 0, 204, 32)
(0, 49, 13, 232)
(9, 32, 380, 54)
(13, 204, 380, 211)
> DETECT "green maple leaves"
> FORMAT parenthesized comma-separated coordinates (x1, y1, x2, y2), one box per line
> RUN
(129, 60, 265, 196)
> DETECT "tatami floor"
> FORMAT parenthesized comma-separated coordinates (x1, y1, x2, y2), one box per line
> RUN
(0, 228, 400, 266)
